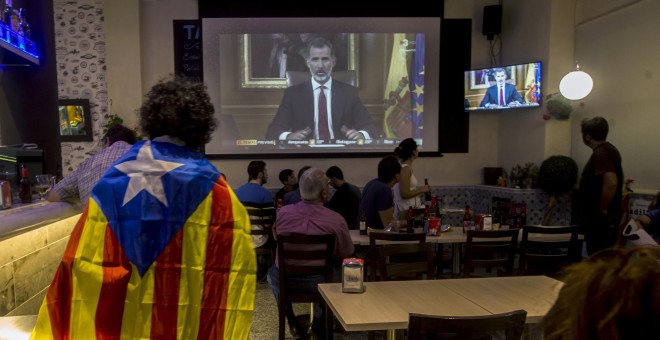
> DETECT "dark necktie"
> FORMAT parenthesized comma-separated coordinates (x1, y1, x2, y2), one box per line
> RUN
(318, 85, 330, 140)
(499, 86, 505, 106)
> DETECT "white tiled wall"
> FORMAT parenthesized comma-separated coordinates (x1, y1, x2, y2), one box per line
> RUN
(0, 214, 79, 316)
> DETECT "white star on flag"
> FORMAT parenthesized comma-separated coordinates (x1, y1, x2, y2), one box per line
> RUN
(114, 142, 184, 207)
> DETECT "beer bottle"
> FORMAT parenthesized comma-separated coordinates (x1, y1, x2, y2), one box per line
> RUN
(462, 205, 472, 234)
(18, 164, 32, 203)
(359, 208, 367, 235)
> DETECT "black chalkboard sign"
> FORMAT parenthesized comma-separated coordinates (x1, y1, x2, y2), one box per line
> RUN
(173, 20, 202, 82)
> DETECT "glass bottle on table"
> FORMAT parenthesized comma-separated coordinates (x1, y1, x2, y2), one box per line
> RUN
(358, 208, 367, 235)
(18, 164, 32, 203)
(424, 178, 432, 204)
(462, 205, 472, 234)
(406, 206, 415, 233)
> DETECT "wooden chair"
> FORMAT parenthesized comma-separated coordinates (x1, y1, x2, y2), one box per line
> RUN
(243, 202, 276, 280)
(407, 309, 527, 340)
(463, 229, 519, 277)
(519, 225, 581, 278)
(286, 70, 356, 87)
(277, 233, 335, 340)
(368, 231, 433, 281)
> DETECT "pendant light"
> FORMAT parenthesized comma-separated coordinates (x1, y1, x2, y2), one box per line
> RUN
(559, 62, 593, 100)
(560, 0, 593, 101)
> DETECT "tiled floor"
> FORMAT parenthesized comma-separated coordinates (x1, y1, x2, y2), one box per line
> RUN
(250, 281, 369, 339)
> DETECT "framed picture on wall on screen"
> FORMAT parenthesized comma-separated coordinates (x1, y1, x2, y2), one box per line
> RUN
(57, 99, 93, 142)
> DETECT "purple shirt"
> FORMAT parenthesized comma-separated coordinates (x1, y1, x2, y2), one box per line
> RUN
(53, 141, 132, 204)
(273, 200, 354, 267)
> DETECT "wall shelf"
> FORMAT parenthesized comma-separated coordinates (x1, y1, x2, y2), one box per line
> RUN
(0, 23, 39, 65)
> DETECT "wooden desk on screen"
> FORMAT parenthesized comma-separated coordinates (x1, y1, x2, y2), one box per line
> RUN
(318, 276, 563, 337)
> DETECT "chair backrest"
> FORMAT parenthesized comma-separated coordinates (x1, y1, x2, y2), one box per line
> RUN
(407, 309, 527, 340)
(519, 225, 581, 277)
(285, 70, 357, 87)
(277, 233, 336, 297)
(464, 229, 519, 277)
(276, 233, 335, 340)
(368, 231, 433, 281)
(242, 202, 276, 249)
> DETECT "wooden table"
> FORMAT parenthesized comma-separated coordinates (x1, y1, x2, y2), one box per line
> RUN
(350, 228, 582, 274)
(319, 276, 563, 338)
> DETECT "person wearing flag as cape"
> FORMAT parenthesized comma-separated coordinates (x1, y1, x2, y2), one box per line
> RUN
(31, 77, 256, 339)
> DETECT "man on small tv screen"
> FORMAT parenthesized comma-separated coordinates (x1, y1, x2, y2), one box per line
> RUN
(480, 68, 524, 108)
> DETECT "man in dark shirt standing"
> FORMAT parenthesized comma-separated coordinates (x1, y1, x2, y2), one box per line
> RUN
(326, 165, 362, 229)
(578, 116, 623, 255)
(359, 155, 403, 230)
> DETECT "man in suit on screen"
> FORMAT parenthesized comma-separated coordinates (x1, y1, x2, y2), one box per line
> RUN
(266, 36, 381, 141)
(480, 67, 524, 108)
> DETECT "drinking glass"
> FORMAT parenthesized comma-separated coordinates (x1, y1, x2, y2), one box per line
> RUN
(34, 174, 55, 201)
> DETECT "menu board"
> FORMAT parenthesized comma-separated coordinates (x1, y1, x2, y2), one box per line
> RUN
(173, 20, 202, 82)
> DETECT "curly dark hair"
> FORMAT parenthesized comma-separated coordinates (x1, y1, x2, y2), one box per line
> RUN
(139, 77, 216, 150)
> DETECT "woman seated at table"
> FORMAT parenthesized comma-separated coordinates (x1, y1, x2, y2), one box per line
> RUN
(541, 246, 660, 339)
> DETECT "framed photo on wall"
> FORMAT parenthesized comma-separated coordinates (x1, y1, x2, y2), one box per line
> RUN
(469, 66, 516, 90)
(58, 99, 93, 142)
(239, 33, 358, 89)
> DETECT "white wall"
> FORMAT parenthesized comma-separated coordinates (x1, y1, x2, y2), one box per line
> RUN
(104, 0, 659, 192)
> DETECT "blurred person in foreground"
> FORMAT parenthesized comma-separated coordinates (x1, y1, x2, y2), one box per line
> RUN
(267, 167, 354, 337)
(48, 124, 136, 205)
(32, 77, 256, 339)
(326, 165, 361, 229)
(577, 116, 623, 255)
(541, 246, 660, 340)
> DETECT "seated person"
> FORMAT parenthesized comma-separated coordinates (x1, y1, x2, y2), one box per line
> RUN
(541, 246, 660, 340)
(283, 165, 311, 206)
(635, 189, 660, 244)
(48, 124, 136, 205)
(275, 168, 297, 203)
(267, 168, 354, 337)
(326, 165, 362, 229)
(358, 155, 404, 230)
(480, 68, 524, 108)
(234, 160, 273, 206)
(265, 36, 382, 141)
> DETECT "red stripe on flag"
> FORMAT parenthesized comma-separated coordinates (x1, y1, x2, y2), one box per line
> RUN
(197, 178, 234, 339)
(95, 225, 131, 339)
(46, 205, 90, 340)
(150, 228, 184, 339)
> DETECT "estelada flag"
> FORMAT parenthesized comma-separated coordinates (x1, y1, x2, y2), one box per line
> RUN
(31, 141, 256, 339)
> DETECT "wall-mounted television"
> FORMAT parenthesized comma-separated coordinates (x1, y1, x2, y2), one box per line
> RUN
(202, 17, 441, 158)
(464, 62, 541, 111)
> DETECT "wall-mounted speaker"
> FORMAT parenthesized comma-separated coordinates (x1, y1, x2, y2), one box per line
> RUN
(482, 4, 502, 40)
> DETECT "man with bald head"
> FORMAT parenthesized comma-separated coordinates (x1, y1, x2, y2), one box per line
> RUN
(267, 167, 354, 338)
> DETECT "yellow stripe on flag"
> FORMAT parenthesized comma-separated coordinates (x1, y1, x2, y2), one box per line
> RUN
(120, 263, 155, 338)
(224, 188, 256, 340)
(176, 191, 212, 339)
(68, 199, 107, 339)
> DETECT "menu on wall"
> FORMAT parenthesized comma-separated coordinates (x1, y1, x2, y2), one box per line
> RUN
(173, 20, 202, 82)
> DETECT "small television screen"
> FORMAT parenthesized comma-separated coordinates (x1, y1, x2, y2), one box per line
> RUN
(202, 17, 441, 157)
(464, 62, 541, 111)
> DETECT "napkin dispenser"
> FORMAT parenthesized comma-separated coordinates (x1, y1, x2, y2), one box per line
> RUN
(342, 258, 365, 293)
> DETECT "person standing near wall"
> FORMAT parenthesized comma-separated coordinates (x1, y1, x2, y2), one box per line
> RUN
(577, 116, 624, 255)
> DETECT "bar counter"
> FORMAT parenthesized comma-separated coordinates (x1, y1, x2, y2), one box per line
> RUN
(0, 201, 81, 317)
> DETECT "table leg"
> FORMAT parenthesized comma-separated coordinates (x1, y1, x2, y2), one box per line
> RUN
(452, 243, 461, 274)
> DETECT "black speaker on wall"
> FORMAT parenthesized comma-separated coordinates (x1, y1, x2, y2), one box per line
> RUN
(482, 4, 502, 40)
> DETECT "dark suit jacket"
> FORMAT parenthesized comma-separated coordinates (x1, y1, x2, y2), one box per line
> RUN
(480, 83, 524, 107)
(266, 79, 382, 139)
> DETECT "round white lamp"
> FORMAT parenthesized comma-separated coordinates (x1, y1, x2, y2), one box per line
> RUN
(559, 64, 593, 100)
